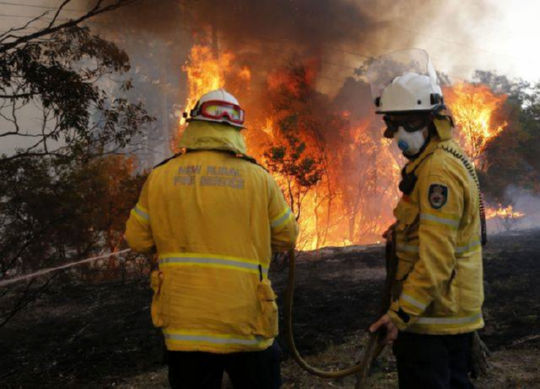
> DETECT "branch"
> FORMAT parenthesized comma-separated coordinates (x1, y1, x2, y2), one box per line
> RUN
(0, 273, 58, 328)
(0, 132, 40, 138)
(0, 11, 50, 43)
(47, 0, 71, 30)
(0, 151, 66, 165)
(0, 93, 36, 99)
(0, 0, 138, 54)
(41, 108, 49, 154)
(10, 99, 22, 132)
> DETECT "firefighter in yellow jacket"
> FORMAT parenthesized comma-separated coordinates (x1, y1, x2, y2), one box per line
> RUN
(368, 50, 485, 388)
(125, 89, 298, 389)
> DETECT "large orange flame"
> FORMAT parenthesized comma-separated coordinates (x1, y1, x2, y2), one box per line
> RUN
(180, 45, 229, 124)
(177, 44, 518, 248)
(176, 44, 401, 249)
(172, 45, 251, 152)
(445, 83, 525, 221)
(445, 82, 507, 164)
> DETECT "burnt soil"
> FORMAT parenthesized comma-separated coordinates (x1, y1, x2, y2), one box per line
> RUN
(1, 229, 539, 388)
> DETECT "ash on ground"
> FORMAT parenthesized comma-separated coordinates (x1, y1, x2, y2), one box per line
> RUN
(1, 229, 539, 388)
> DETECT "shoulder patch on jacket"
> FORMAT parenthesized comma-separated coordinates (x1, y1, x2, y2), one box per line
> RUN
(428, 184, 448, 209)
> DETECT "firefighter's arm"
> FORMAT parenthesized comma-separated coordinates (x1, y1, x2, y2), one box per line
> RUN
(125, 176, 155, 253)
(268, 175, 298, 252)
(388, 169, 462, 330)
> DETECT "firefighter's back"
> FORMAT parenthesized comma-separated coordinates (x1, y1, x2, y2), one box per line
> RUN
(138, 150, 289, 352)
(148, 150, 273, 262)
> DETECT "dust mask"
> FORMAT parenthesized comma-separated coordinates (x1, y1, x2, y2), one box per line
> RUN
(395, 127, 427, 156)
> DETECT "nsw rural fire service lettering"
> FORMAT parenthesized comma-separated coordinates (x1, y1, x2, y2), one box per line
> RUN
(174, 165, 201, 185)
(174, 165, 244, 189)
(201, 165, 244, 189)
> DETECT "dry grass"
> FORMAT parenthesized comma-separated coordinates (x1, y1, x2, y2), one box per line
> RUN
(117, 339, 539, 388)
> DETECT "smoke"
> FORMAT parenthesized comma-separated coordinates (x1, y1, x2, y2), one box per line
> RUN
(93, 0, 378, 100)
(90, 0, 502, 107)
(87, 0, 397, 167)
(90, 0, 417, 128)
(98, 0, 374, 50)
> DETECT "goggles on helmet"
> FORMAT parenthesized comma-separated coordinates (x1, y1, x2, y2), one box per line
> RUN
(193, 100, 245, 125)
(383, 114, 430, 137)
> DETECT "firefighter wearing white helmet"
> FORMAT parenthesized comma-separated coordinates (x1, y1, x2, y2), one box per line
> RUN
(368, 49, 486, 388)
(375, 71, 446, 156)
(126, 88, 297, 388)
(185, 88, 245, 128)
(376, 71, 444, 114)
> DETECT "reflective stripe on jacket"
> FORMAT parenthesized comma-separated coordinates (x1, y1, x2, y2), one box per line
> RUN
(125, 122, 298, 353)
(388, 137, 485, 335)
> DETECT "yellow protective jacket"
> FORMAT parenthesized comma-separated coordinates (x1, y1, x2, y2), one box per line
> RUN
(387, 131, 485, 335)
(125, 121, 298, 353)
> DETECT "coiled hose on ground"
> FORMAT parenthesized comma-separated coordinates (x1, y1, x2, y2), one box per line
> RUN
(283, 238, 397, 384)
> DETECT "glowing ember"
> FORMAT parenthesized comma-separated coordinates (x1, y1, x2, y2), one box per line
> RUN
(445, 82, 507, 164)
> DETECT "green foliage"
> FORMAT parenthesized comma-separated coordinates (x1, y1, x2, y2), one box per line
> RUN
(0, 24, 153, 164)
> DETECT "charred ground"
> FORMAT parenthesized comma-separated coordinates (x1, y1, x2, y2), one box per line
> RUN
(1, 229, 539, 388)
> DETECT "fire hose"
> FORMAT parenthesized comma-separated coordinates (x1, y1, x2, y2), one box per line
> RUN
(0, 249, 132, 288)
(283, 229, 398, 384)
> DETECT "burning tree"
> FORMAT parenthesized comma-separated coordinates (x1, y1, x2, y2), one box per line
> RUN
(175, 40, 403, 248)
(445, 82, 507, 166)
(174, 29, 540, 248)
(260, 63, 400, 248)
(264, 129, 324, 222)
(473, 72, 540, 198)
(263, 63, 326, 224)
(445, 73, 540, 217)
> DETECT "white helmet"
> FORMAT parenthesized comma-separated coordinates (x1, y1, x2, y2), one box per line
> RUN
(366, 49, 444, 114)
(185, 88, 245, 128)
(376, 72, 443, 113)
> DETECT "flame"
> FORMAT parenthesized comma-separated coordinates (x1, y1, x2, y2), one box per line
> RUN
(238, 66, 251, 82)
(486, 204, 525, 220)
(445, 82, 507, 164)
(176, 43, 401, 249)
(177, 43, 515, 248)
(172, 45, 251, 152)
(180, 45, 230, 124)
(252, 62, 403, 249)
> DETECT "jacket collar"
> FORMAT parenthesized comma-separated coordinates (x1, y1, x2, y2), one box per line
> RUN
(178, 120, 249, 156)
(405, 136, 441, 174)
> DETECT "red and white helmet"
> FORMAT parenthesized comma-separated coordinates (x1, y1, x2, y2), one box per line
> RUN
(185, 89, 245, 128)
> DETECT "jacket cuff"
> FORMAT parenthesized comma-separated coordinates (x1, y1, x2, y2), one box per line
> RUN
(387, 306, 421, 331)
